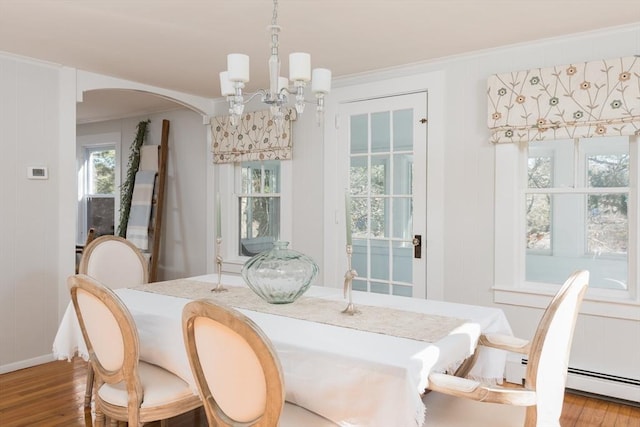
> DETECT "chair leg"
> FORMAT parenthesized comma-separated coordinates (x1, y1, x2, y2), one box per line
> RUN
(95, 410, 106, 427)
(84, 363, 95, 408)
(160, 419, 168, 427)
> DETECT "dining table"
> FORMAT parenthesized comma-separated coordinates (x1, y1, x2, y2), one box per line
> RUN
(53, 274, 513, 427)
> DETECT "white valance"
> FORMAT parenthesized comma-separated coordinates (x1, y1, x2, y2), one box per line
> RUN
(211, 108, 297, 163)
(487, 56, 640, 143)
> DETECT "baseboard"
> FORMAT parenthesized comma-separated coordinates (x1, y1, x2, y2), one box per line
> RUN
(565, 373, 640, 403)
(505, 356, 640, 403)
(0, 353, 56, 375)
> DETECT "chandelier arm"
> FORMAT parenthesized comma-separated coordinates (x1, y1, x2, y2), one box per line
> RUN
(241, 90, 269, 105)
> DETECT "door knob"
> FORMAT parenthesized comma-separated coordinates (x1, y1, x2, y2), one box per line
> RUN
(413, 235, 422, 259)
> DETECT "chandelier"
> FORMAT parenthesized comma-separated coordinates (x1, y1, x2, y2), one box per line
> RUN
(219, 0, 331, 126)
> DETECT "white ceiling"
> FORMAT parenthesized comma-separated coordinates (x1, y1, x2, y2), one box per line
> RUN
(1, 1, 638, 123)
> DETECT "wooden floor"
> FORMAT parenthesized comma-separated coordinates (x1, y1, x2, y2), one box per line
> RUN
(1, 358, 638, 426)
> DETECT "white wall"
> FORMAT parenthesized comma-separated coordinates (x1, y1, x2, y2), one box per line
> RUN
(0, 54, 63, 370)
(290, 110, 325, 283)
(77, 107, 209, 281)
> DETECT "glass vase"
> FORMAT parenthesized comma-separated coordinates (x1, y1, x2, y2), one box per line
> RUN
(241, 241, 318, 304)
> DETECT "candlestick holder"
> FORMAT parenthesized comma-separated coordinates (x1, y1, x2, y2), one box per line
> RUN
(211, 237, 228, 292)
(342, 244, 360, 315)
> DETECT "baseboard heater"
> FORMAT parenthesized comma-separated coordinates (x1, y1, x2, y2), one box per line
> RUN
(506, 357, 640, 404)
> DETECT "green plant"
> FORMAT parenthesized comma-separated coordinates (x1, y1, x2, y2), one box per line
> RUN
(117, 120, 150, 237)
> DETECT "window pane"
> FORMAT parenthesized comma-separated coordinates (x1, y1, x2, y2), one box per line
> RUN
(393, 153, 412, 195)
(529, 139, 574, 187)
(528, 156, 552, 188)
(588, 154, 629, 188)
(241, 161, 280, 193)
(370, 240, 389, 280)
(392, 197, 412, 239)
(352, 239, 368, 280)
(239, 196, 280, 256)
(393, 109, 413, 151)
(238, 160, 282, 257)
(352, 197, 368, 237)
(352, 279, 367, 291)
(371, 282, 389, 294)
(86, 196, 115, 236)
(392, 241, 412, 283)
(350, 157, 368, 195)
(526, 193, 627, 290)
(370, 197, 389, 238)
(588, 194, 628, 256)
(583, 135, 629, 186)
(392, 284, 412, 297)
(371, 155, 389, 195)
(88, 149, 115, 195)
(526, 194, 551, 250)
(371, 111, 390, 153)
(350, 114, 368, 154)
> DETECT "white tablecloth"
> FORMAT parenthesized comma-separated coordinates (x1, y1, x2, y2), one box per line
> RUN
(53, 274, 512, 427)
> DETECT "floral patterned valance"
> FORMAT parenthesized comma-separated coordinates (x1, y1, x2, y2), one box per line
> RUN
(487, 56, 639, 143)
(211, 108, 297, 163)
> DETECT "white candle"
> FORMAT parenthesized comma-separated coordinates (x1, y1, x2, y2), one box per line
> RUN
(227, 53, 250, 83)
(311, 68, 332, 94)
(345, 191, 352, 246)
(216, 193, 222, 238)
(289, 52, 311, 82)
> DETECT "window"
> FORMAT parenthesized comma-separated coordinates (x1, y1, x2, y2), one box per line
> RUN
(526, 137, 629, 290)
(79, 145, 117, 240)
(238, 161, 281, 256)
(495, 136, 638, 320)
(217, 159, 291, 271)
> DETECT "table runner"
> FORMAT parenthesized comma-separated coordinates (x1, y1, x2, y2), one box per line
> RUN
(131, 279, 468, 343)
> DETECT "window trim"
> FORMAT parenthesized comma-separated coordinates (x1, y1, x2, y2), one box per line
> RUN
(494, 137, 639, 321)
(216, 160, 292, 274)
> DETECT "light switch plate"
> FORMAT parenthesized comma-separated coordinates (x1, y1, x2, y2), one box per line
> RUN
(27, 166, 48, 180)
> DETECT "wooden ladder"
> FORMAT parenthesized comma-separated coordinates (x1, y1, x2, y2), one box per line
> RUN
(147, 119, 169, 282)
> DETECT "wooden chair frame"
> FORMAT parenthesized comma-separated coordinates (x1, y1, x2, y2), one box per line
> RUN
(79, 235, 149, 284)
(182, 300, 286, 426)
(69, 274, 201, 426)
(426, 270, 590, 427)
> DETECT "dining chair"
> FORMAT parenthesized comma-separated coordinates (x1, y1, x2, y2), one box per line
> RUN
(68, 274, 202, 427)
(182, 299, 337, 426)
(78, 234, 149, 408)
(422, 270, 589, 427)
(79, 234, 149, 288)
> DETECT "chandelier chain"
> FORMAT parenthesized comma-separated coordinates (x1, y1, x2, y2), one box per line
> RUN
(272, 0, 278, 26)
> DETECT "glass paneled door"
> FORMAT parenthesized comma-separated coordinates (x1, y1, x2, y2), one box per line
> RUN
(339, 92, 427, 297)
